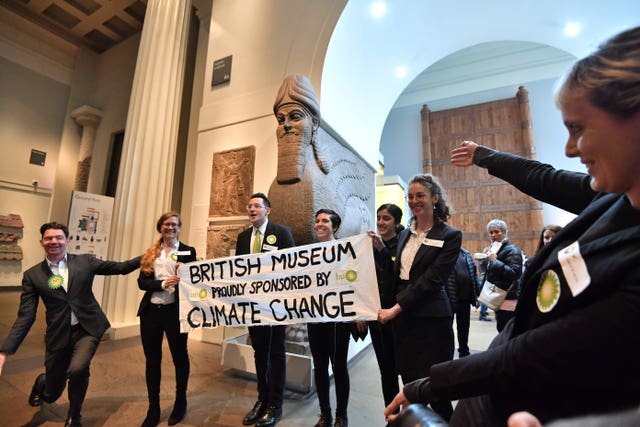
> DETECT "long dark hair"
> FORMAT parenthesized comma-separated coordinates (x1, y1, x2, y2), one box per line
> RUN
(377, 203, 404, 234)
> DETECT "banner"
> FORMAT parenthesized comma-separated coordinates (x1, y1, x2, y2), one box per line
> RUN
(178, 234, 380, 332)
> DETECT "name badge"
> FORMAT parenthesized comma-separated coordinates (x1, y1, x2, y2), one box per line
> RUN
(558, 241, 591, 296)
(176, 250, 191, 256)
(422, 238, 444, 248)
(263, 244, 278, 251)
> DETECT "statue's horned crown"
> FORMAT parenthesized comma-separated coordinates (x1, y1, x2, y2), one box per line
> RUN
(273, 74, 320, 119)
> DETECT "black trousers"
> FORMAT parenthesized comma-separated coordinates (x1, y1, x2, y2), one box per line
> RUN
(307, 322, 351, 416)
(368, 320, 399, 407)
(43, 324, 100, 417)
(454, 300, 472, 356)
(248, 324, 286, 408)
(140, 303, 190, 404)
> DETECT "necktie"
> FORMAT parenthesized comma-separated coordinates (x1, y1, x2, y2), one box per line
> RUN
(252, 229, 262, 253)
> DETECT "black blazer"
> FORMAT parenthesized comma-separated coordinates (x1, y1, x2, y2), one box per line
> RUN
(407, 147, 640, 424)
(394, 222, 462, 318)
(235, 221, 295, 256)
(1, 253, 141, 353)
(137, 242, 197, 316)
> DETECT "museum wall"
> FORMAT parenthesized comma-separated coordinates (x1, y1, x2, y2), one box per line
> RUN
(0, 11, 140, 286)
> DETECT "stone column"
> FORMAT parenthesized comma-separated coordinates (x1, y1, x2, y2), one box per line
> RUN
(102, 0, 192, 338)
(70, 105, 103, 192)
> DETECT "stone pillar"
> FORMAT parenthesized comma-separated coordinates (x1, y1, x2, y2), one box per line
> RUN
(70, 105, 103, 192)
(102, 0, 192, 338)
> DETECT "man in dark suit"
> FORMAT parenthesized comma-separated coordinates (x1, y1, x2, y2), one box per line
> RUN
(0, 222, 141, 427)
(236, 193, 295, 427)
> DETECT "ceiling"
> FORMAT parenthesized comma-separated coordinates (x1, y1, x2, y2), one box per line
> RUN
(1, 0, 146, 53)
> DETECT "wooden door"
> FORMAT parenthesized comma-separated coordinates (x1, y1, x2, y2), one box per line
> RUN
(422, 86, 543, 258)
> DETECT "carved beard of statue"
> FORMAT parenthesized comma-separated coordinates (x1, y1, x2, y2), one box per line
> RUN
(275, 103, 317, 184)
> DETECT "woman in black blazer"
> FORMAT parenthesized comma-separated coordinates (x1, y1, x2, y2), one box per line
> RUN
(138, 212, 196, 427)
(377, 174, 462, 421)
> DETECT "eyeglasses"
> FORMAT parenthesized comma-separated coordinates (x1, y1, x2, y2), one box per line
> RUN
(162, 222, 179, 228)
(246, 203, 265, 210)
(405, 193, 428, 202)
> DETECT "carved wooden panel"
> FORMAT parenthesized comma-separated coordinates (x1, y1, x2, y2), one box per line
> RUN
(206, 220, 250, 259)
(422, 87, 543, 258)
(209, 146, 255, 217)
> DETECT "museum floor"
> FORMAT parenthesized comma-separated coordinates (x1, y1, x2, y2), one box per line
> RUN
(0, 289, 497, 427)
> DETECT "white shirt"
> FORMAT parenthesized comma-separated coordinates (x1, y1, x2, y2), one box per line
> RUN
(399, 223, 431, 281)
(150, 240, 180, 305)
(250, 220, 268, 253)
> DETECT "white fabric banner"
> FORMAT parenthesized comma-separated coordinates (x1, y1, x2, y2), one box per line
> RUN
(178, 233, 380, 332)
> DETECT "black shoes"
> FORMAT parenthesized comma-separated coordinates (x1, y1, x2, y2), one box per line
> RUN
(479, 315, 492, 321)
(334, 415, 348, 427)
(141, 403, 160, 427)
(314, 412, 333, 427)
(64, 413, 82, 427)
(168, 397, 187, 426)
(255, 405, 282, 427)
(243, 401, 268, 425)
(28, 373, 46, 407)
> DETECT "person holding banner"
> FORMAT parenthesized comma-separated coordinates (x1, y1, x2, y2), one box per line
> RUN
(137, 212, 197, 427)
(377, 174, 461, 422)
(236, 193, 295, 427)
(308, 209, 352, 427)
(367, 204, 403, 410)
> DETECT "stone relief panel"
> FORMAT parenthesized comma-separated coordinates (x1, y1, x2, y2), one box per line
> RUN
(0, 213, 24, 261)
(209, 146, 255, 217)
(206, 220, 250, 259)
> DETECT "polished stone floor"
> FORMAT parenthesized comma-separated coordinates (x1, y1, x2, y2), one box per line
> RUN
(0, 289, 497, 426)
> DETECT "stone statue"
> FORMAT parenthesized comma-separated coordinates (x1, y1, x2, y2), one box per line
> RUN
(268, 75, 374, 245)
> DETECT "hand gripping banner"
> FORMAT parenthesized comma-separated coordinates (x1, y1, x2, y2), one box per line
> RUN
(178, 234, 381, 332)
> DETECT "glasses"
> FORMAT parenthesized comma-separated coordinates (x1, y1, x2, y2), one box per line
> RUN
(246, 203, 265, 210)
(162, 222, 179, 228)
(405, 193, 428, 202)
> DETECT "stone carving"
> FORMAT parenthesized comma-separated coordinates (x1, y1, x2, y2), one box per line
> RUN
(206, 221, 250, 259)
(209, 147, 255, 217)
(268, 75, 374, 245)
(0, 213, 24, 261)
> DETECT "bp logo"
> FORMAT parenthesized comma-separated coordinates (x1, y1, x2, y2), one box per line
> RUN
(345, 270, 357, 282)
(536, 270, 561, 313)
(266, 234, 277, 244)
(48, 274, 64, 290)
(170, 253, 178, 261)
(198, 288, 208, 299)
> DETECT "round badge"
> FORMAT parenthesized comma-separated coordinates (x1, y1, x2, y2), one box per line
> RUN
(536, 270, 561, 313)
(345, 270, 358, 282)
(198, 288, 208, 299)
(266, 234, 277, 245)
(48, 274, 64, 289)
(170, 253, 178, 261)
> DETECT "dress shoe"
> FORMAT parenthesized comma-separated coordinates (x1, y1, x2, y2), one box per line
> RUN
(168, 397, 187, 426)
(243, 401, 267, 425)
(64, 414, 82, 427)
(314, 412, 333, 427)
(28, 373, 46, 407)
(334, 415, 348, 427)
(141, 403, 160, 427)
(255, 405, 282, 427)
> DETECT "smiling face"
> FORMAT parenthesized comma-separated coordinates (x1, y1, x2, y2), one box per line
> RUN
(41, 229, 68, 262)
(376, 208, 397, 241)
(161, 215, 181, 243)
(406, 182, 437, 222)
(246, 197, 270, 228)
(314, 212, 335, 242)
(559, 88, 640, 203)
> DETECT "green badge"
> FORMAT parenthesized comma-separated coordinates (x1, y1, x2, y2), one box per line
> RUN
(345, 270, 358, 282)
(170, 253, 178, 261)
(198, 288, 208, 299)
(48, 274, 64, 290)
(266, 234, 277, 245)
(536, 270, 561, 313)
